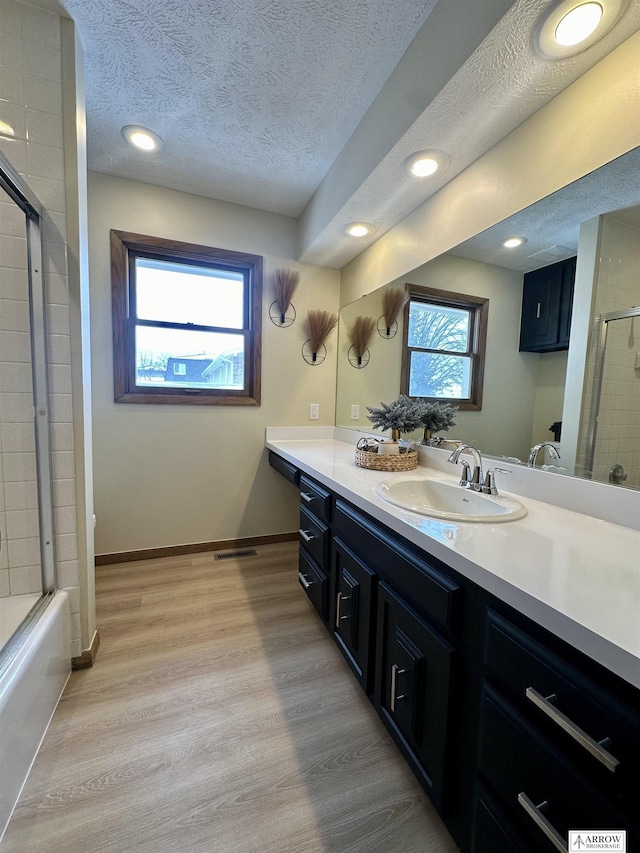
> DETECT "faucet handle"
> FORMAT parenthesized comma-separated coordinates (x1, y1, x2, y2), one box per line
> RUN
(457, 460, 473, 488)
(483, 467, 511, 495)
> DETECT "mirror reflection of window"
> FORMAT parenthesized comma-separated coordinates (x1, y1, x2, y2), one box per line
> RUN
(402, 284, 488, 410)
(407, 302, 472, 398)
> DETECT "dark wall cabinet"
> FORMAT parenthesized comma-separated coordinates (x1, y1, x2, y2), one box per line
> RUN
(268, 452, 640, 853)
(519, 257, 576, 352)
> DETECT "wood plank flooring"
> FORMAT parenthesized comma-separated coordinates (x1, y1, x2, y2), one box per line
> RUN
(3, 543, 459, 853)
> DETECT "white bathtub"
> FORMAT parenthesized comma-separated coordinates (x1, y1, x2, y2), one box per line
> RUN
(0, 590, 71, 840)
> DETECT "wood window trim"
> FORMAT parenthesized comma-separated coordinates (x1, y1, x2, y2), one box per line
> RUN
(111, 230, 262, 405)
(400, 283, 488, 411)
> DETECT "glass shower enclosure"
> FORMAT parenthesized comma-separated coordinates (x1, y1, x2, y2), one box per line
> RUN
(0, 152, 55, 665)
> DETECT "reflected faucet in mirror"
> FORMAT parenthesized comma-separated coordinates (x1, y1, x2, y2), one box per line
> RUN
(528, 442, 561, 468)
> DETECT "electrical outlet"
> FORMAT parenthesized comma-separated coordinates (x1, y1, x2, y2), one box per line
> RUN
(351, 404, 360, 420)
(309, 403, 320, 420)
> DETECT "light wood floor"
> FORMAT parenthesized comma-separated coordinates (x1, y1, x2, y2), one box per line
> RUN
(3, 543, 459, 853)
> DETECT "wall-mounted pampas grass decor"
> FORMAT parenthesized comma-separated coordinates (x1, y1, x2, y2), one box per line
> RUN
(378, 287, 407, 338)
(269, 268, 300, 326)
(302, 309, 338, 365)
(348, 315, 376, 368)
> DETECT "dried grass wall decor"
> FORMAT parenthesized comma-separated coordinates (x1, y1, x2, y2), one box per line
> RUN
(303, 309, 338, 364)
(348, 315, 376, 367)
(379, 287, 407, 337)
(270, 268, 300, 326)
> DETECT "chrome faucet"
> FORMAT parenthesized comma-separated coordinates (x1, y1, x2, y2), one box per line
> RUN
(448, 444, 484, 491)
(528, 442, 561, 468)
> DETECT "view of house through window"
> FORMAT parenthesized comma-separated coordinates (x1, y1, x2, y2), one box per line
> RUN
(402, 284, 488, 410)
(111, 232, 263, 404)
(134, 258, 246, 390)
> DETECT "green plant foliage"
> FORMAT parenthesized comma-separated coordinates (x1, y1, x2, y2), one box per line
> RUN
(366, 395, 424, 434)
(416, 400, 458, 432)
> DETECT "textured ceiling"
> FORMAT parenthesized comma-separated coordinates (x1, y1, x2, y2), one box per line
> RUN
(450, 147, 640, 272)
(301, 0, 640, 266)
(57, 0, 640, 267)
(62, 0, 439, 217)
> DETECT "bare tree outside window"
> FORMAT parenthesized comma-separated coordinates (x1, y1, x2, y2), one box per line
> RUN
(401, 284, 488, 411)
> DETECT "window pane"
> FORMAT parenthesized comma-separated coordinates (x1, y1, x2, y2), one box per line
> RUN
(408, 351, 472, 398)
(135, 326, 245, 389)
(407, 301, 470, 352)
(135, 258, 245, 328)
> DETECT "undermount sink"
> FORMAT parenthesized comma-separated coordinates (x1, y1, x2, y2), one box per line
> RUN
(375, 476, 527, 523)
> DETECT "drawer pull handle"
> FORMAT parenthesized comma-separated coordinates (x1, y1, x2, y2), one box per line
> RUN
(518, 793, 567, 852)
(298, 572, 312, 590)
(300, 491, 316, 503)
(525, 687, 620, 773)
(390, 663, 406, 713)
(299, 529, 315, 543)
(335, 592, 351, 627)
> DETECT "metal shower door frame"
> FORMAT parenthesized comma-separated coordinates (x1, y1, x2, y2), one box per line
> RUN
(0, 151, 56, 593)
(586, 304, 640, 478)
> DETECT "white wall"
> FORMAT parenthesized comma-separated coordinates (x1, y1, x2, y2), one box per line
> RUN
(0, 0, 84, 657)
(88, 173, 340, 556)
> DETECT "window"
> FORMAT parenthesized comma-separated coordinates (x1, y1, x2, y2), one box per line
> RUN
(401, 284, 488, 410)
(111, 231, 262, 405)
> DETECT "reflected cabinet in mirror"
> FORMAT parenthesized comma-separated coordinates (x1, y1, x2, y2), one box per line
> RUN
(336, 147, 640, 491)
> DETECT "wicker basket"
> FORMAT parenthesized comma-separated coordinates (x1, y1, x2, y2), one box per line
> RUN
(355, 445, 418, 472)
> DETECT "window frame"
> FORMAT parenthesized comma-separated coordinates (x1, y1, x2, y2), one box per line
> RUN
(400, 283, 488, 411)
(111, 230, 262, 405)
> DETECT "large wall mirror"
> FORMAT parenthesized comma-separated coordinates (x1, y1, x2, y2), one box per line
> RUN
(336, 147, 640, 491)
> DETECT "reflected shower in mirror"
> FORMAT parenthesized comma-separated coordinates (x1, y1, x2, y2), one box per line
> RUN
(336, 148, 640, 490)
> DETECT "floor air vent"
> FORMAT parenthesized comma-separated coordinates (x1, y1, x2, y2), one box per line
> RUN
(214, 549, 258, 560)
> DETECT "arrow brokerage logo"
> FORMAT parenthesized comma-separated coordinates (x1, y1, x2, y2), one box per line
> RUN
(568, 831, 626, 852)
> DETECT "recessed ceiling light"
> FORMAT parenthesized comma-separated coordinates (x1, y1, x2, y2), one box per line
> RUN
(121, 125, 164, 152)
(536, 0, 625, 58)
(401, 150, 449, 179)
(344, 222, 375, 238)
(503, 237, 527, 249)
(555, 2, 603, 45)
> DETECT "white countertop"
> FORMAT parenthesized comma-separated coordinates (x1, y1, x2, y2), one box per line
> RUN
(267, 434, 640, 689)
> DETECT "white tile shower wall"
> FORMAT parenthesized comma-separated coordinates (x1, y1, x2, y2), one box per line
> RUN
(0, 0, 80, 657)
(578, 215, 640, 489)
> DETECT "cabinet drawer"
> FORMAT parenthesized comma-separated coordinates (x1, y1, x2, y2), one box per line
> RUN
(298, 548, 328, 621)
(477, 686, 635, 851)
(334, 499, 459, 637)
(299, 505, 329, 570)
(299, 475, 331, 524)
(268, 450, 298, 486)
(483, 610, 639, 801)
(375, 581, 453, 811)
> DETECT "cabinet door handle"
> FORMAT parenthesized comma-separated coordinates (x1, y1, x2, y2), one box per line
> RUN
(298, 572, 312, 589)
(536, 301, 541, 319)
(335, 592, 351, 627)
(525, 687, 620, 773)
(390, 663, 406, 713)
(517, 793, 567, 852)
(300, 491, 315, 503)
(299, 529, 314, 543)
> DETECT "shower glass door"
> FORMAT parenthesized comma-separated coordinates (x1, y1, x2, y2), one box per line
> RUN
(0, 154, 54, 652)
(586, 307, 640, 489)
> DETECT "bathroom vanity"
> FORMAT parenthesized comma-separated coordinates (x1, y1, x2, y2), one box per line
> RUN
(267, 432, 640, 853)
